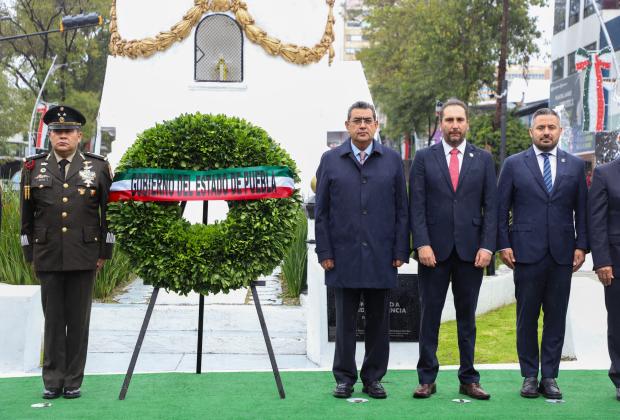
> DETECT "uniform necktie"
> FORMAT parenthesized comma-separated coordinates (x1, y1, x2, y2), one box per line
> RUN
(449, 148, 459, 192)
(359, 151, 367, 165)
(542, 152, 552, 192)
(59, 159, 69, 180)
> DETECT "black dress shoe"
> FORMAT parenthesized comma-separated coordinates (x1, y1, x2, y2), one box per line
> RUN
(333, 383, 353, 398)
(520, 377, 539, 398)
(63, 387, 81, 399)
(538, 378, 562, 399)
(362, 381, 387, 399)
(42, 388, 62, 399)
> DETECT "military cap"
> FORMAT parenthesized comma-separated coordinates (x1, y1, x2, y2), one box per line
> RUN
(43, 105, 86, 130)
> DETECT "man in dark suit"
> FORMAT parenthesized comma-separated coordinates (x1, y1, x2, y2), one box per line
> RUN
(588, 152, 620, 401)
(498, 108, 587, 400)
(410, 98, 497, 400)
(315, 101, 409, 399)
(20, 105, 114, 400)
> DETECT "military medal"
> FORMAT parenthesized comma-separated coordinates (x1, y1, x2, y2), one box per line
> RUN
(78, 188, 86, 195)
(79, 161, 96, 188)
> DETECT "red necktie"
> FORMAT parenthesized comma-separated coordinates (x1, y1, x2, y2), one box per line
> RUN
(449, 148, 459, 191)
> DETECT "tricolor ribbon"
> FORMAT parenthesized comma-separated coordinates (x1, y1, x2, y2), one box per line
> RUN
(109, 166, 295, 202)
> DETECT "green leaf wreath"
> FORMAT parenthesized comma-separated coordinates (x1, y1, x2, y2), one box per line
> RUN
(107, 113, 301, 295)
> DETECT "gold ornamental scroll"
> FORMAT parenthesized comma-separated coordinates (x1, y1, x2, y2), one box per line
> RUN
(108, 0, 335, 65)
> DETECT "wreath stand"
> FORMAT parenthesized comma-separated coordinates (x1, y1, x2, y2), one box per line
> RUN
(118, 201, 286, 400)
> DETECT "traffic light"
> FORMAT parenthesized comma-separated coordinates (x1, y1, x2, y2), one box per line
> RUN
(60, 13, 102, 32)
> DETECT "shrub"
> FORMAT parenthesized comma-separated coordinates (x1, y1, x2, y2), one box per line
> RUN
(1, 183, 134, 299)
(0, 185, 37, 285)
(281, 210, 308, 298)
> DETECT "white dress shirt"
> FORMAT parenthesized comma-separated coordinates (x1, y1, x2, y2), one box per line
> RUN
(532, 144, 557, 185)
(442, 139, 467, 170)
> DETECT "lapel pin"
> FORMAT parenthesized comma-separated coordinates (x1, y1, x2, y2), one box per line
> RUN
(561, 158, 566, 162)
(40, 168, 46, 173)
(469, 153, 474, 158)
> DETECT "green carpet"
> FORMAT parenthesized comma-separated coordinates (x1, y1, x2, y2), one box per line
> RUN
(1, 370, 618, 419)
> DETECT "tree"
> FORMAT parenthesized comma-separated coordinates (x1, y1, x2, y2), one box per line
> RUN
(0, 71, 29, 141)
(0, 0, 110, 139)
(468, 111, 532, 168)
(359, 0, 544, 142)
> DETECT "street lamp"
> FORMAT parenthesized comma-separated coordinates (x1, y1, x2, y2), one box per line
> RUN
(0, 12, 103, 42)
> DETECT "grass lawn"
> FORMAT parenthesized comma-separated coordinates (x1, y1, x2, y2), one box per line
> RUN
(438, 303, 543, 365)
(1, 370, 618, 419)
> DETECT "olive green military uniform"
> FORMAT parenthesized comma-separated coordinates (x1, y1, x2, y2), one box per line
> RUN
(20, 150, 114, 391)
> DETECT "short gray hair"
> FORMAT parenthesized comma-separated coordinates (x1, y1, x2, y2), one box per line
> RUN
(347, 101, 377, 121)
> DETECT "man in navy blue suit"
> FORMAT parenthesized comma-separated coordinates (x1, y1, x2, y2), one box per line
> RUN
(410, 98, 497, 400)
(498, 108, 587, 400)
(315, 101, 409, 399)
(588, 148, 620, 402)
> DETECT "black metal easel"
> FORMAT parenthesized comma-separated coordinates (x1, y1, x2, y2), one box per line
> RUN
(119, 201, 286, 400)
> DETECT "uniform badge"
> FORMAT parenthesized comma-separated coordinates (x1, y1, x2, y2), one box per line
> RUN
(90, 189, 96, 197)
(40, 168, 46, 173)
(79, 161, 96, 187)
(34, 174, 50, 181)
(78, 188, 86, 195)
(469, 153, 474, 157)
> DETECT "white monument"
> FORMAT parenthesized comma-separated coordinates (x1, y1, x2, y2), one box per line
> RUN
(98, 0, 373, 219)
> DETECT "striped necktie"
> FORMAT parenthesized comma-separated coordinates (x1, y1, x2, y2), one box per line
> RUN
(359, 151, 367, 165)
(542, 153, 552, 193)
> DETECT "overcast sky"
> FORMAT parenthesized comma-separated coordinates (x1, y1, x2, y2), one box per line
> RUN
(530, 3, 554, 66)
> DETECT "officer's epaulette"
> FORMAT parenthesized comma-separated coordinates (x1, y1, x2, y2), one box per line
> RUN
(23, 152, 48, 162)
(83, 151, 107, 161)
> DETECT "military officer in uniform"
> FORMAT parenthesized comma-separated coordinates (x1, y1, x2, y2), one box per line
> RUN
(20, 105, 114, 399)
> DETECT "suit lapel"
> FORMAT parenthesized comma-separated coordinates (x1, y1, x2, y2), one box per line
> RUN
(551, 149, 567, 196)
(456, 143, 474, 193)
(46, 153, 63, 181)
(65, 152, 84, 181)
(524, 146, 549, 195)
(432, 144, 454, 193)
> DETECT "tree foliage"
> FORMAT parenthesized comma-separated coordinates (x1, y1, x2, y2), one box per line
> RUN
(0, 0, 110, 139)
(468, 111, 533, 168)
(359, 0, 544, 139)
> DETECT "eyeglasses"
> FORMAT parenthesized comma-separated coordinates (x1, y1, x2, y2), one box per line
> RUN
(349, 118, 375, 126)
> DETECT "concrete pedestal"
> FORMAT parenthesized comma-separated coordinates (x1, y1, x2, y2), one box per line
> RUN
(0, 283, 43, 373)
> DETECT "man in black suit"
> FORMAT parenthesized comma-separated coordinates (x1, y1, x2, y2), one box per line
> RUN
(498, 108, 588, 400)
(409, 98, 497, 400)
(588, 151, 620, 401)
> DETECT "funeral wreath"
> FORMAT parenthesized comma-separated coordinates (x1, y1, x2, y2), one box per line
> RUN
(107, 113, 301, 295)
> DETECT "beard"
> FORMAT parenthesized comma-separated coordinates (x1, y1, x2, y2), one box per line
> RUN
(444, 131, 465, 147)
(535, 137, 557, 152)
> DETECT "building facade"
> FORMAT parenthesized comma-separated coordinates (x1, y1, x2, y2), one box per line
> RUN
(550, 0, 620, 168)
